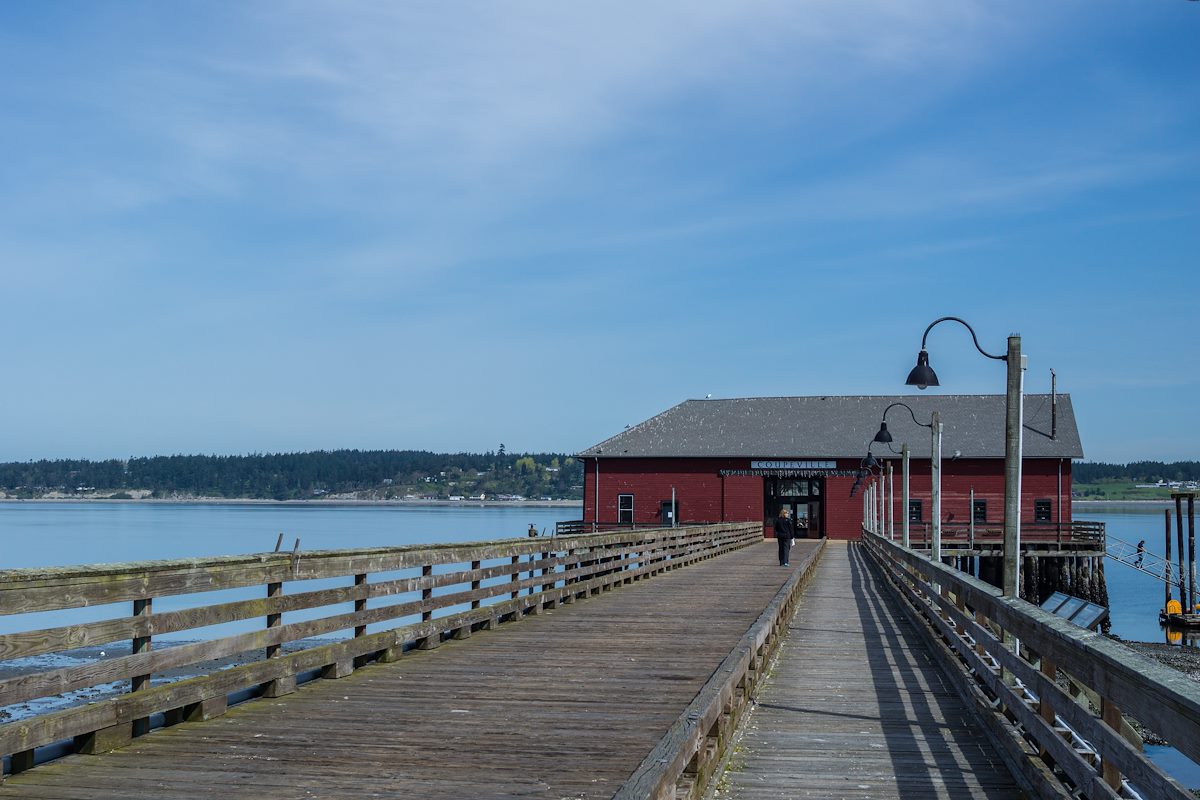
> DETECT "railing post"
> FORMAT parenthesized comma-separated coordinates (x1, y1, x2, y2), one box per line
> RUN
(510, 555, 520, 600)
(131, 597, 152, 737)
(416, 564, 441, 650)
(79, 596, 153, 752)
(471, 560, 482, 610)
(969, 487, 975, 552)
(354, 573, 368, 638)
(1101, 697, 1123, 791)
(422, 564, 434, 622)
(263, 580, 295, 697)
(1039, 654, 1057, 759)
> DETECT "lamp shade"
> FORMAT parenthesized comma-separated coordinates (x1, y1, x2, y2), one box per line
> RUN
(905, 348, 939, 390)
(873, 422, 893, 443)
(863, 453, 879, 469)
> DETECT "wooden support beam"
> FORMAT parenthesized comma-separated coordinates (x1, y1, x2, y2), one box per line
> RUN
(131, 597, 152, 738)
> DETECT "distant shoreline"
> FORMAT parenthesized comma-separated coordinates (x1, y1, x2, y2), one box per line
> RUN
(1074, 499, 1189, 508)
(0, 497, 583, 508)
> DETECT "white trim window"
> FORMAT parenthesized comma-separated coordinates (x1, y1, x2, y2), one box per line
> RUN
(618, 494, 634, 524)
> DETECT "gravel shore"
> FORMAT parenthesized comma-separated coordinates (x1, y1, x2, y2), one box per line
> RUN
(1123, 640, 1200, 681)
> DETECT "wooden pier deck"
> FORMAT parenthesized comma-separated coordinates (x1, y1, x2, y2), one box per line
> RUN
(714, 542, 1021, 799)
(0, 540, 820, 800)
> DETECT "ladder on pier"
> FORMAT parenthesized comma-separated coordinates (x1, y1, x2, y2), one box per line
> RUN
(1106, 532, 1181, 586)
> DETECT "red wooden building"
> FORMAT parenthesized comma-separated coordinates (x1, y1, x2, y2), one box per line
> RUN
(576, 394, 1083, 541)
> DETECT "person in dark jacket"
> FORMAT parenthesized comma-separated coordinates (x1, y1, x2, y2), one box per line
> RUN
(774, 508, 795, 566)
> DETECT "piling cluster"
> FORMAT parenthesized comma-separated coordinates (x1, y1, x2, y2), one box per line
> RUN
(1163, 492, 1197, 620)
(946, 553, 1111, 633)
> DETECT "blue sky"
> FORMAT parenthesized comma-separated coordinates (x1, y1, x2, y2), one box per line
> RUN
(1, 1, 1197, 463)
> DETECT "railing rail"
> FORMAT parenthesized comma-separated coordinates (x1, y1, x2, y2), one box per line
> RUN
(0, 522, 762, 775)
(861, 529, 1200, 800)
(902, 520, 1106, 550)
(554, 520, 718, 536)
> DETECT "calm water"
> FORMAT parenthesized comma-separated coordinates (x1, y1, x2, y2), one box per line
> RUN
(1083, 505, 1197, 645)
(0, 501, 583, 649)
(0, 501, 579, 568)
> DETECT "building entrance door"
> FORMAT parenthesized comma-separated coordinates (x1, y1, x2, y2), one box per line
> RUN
(766, 477, 824, 539)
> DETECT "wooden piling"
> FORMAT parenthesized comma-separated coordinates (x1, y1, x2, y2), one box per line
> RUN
(1096, 557, 1111, 634)
(1189, 495, 1196, 614)
(1177, 495, 1187, 609)
(1166, 509, 1174, 609)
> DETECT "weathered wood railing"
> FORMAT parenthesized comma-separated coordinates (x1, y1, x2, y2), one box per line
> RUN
(861, 529, 1200, 800)
(905, 521, 1106, 551)
(614, 540, 826, 800)
(0, 522, 761, 776)
(554, 520, 735, 536)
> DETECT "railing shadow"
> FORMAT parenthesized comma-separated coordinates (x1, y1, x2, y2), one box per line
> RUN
(847, 543, 1016, 799)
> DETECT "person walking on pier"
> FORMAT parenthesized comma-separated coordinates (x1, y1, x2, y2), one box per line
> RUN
(1135, 539, 1146, 568)
(774, 508, 795, 567)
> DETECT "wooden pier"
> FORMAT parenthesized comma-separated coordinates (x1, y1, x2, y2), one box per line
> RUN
(3, 523, 1200, 799)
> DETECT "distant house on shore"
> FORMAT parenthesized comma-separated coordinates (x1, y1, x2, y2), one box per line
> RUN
(576, 394, 1083, 541)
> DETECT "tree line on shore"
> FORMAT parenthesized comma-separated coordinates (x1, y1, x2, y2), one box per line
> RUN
(1072, 461, 1200, 484)
(0, 449, 585, 501)
(1, 455, 1192, 502)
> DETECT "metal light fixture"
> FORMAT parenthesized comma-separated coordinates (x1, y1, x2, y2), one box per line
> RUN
(873, 421, 893, 444)
(905, 349, 939, 390)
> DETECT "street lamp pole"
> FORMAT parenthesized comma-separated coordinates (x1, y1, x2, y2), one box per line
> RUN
(931, 410, 943, 564)
(906, 317, 1025, 599)
(878, 467, 886, 537)
(887, 462, 894, 541)
(873, 403, 934, 553)
(1004, 335, 1025, 599)
(902, 443, 910, 548)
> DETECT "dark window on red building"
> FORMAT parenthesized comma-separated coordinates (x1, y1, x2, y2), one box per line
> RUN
(618, 494, 634, 524)
(972, 499, 987, 523)
(908, 500, 923, 522)
(1035, 499, 1052, 523)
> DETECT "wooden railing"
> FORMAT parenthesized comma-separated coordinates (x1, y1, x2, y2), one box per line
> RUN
(555, 519, 643, 536)
(861, 529, 1200, 800)
(904, 520, 1106, 551)
(614, 541, 826, 800)
(554, 520, 719, 536)
(0, 522, 762, 776)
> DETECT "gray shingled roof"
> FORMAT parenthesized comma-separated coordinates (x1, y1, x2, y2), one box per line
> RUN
(578, 394, 1083, 460)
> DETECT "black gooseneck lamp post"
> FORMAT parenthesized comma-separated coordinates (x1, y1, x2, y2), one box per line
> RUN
(906, 316, 1024, 599)
(851, 449, 884, 534)
(873, 402, 937, 552)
